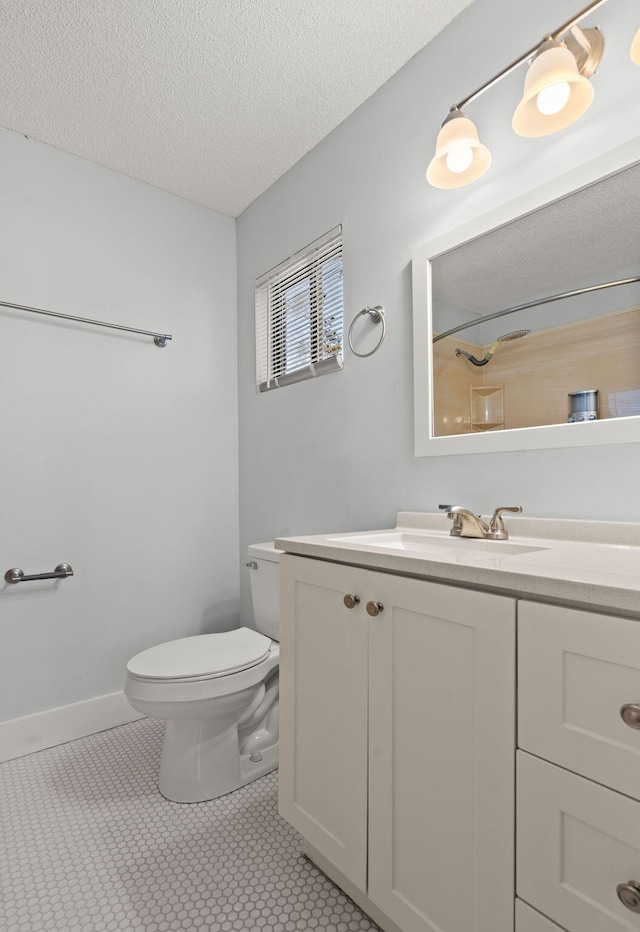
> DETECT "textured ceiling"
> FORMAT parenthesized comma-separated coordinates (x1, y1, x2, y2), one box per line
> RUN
(0, 0, 476, 217)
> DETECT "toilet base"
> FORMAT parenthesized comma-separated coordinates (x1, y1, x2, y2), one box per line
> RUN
(158, 716, 278, 803)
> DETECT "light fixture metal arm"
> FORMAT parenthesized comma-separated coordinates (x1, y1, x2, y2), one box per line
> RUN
(455, 50, 538, 112)
(453, 0, 610, 112)
(550, 0, 610, 41)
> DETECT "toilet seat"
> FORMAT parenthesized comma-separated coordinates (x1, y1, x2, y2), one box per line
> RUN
(125, 644, 279, 708)
(126, 628, 271, 681)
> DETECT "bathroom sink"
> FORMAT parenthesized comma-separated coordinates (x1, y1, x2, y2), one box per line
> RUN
(277, 512, 640, 614)
(326, 530, 548, 558)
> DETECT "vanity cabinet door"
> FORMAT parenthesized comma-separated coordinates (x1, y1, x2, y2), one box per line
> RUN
(516, 901, 567, 932)
(367, 574, 516, 932)
(278, 554, 369, 891)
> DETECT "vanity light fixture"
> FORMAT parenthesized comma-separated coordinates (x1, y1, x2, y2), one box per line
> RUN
(426, 110, 491, 188)
(512, 27, 603, 137)
(427, 0, 620, 189)
(631, 27, 640, 64)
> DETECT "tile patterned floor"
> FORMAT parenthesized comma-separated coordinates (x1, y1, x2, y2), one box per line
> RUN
(0, 719, 379, 932)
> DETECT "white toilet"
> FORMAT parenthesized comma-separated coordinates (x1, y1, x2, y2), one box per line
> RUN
(124, 542, 281, 803)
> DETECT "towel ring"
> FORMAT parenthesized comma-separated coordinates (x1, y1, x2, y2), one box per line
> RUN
(348, 306, 386, 358)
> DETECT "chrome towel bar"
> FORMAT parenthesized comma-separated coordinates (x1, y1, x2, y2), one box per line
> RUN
(0, 299, 172, 347)
(4, 563, 74, 584)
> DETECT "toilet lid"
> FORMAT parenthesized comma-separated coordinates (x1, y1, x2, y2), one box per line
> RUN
(126, 628, 272, 680)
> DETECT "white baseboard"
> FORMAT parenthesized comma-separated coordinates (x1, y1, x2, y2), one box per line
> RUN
(0, 692, 145, 763)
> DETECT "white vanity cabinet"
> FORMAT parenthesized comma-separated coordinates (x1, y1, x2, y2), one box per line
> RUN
(515, 901, 566, 932)
(279, 553, 516, 932)
(278, 557, 370, 890)
(517, 601, 640, 932)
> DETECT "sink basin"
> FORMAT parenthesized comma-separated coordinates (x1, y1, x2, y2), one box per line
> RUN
(327, 531, 548, 558)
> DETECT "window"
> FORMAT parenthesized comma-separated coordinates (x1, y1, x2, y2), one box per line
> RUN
(255, 226, 343, 391)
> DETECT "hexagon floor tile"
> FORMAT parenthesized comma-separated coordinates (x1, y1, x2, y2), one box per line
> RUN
(0, 719, 379, 932)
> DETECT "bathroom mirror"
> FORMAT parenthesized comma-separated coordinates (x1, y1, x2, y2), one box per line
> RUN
(413, 142, 640, 456)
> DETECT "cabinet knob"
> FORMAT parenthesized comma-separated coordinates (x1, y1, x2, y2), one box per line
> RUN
(620, 704, 640, 729)
(343, 594, 360, 609)
(366, 601, 384, 617)
(617, 881, 640, 913)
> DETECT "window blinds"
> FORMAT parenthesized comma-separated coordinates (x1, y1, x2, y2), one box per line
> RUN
(255, 226, 343, 392)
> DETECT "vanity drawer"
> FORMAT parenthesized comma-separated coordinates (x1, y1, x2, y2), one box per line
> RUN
(516, 900, 567, 932)
(517, 751, 640, 932)
(518, 601, 640, 799)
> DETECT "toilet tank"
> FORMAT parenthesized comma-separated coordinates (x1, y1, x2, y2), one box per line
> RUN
(247, 542, 283, 642)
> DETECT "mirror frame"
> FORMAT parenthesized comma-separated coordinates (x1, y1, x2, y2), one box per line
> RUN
(413, 140, 640, 457)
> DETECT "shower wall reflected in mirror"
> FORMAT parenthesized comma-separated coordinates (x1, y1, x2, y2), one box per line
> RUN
(430, 160, 640, 438)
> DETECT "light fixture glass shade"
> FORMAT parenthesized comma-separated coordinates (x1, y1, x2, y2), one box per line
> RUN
(631, 27, 640, 65)
(512, 41, 594, 137)
(426, 112, 491, 189)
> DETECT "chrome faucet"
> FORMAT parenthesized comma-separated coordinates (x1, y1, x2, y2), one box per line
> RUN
(439, 505, 523, 540)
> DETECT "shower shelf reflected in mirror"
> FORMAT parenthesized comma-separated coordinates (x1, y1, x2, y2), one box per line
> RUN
(471, 385, 504, 432)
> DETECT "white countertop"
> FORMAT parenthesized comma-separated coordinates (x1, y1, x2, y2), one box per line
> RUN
(275, 513, 640, 617)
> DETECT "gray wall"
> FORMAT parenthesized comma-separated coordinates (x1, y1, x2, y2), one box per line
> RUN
(0, 129, 239, 721)
(236, 0, 640, 624)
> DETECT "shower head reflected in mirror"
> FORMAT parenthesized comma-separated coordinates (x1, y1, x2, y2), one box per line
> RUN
(455, 329, 531, 366)
(497, 329, 531, 343)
